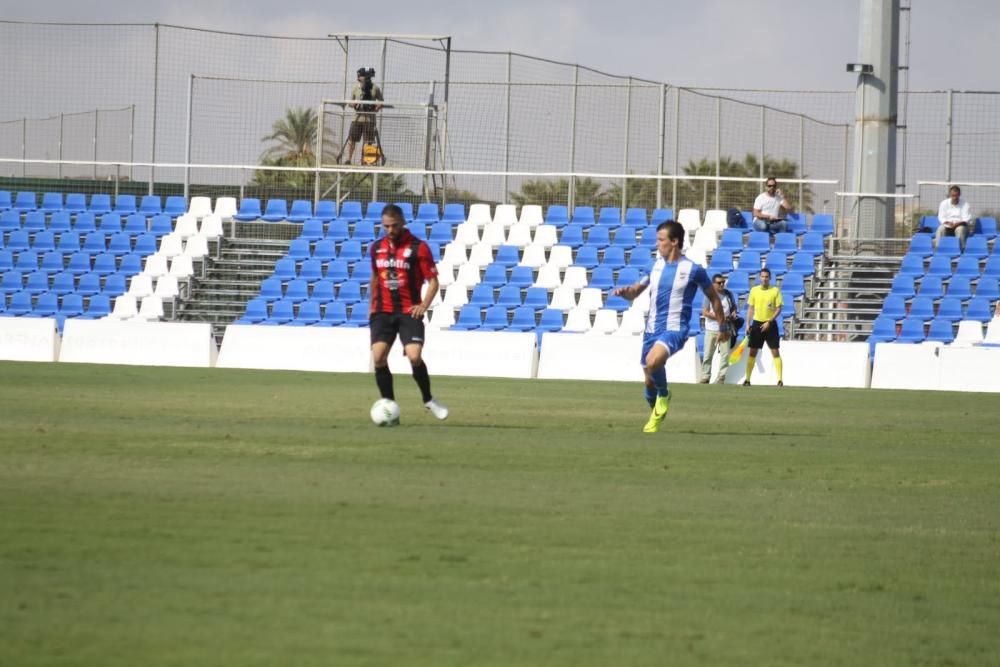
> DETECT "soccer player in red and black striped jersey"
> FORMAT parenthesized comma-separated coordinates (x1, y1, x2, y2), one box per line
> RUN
(368, 204, 449, 420)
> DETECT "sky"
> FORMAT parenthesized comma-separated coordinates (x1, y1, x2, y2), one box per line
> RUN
(4, 0, 999, 91)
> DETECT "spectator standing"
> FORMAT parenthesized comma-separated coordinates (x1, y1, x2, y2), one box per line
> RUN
(700, 274, 740, 384)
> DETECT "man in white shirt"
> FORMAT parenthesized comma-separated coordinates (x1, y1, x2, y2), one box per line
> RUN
(752, 177, 793, 234)
(935, 185, 972, 251)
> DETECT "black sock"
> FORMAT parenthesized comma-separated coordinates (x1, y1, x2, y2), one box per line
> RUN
(411, 362, 433, 403)
(375, 365, 394, 400)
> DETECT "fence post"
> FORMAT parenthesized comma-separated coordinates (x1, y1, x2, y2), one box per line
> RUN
(150, 23, 160, 197)
(672, 88, 680, 213)
(568, 65, 579, 211)
(93, 109, 99, 180)
(622, 77, 633, 216)
(945, 88, 953, 182)
(58, 113, 64, 181)
(130, 105, 136, 183)
(715, 96, 721, 210)
(504, 52, 511, 206)
(798, 115, 804, 209)
(184, 74, 194, 202)
(656, 84, 665, 210)
(759, 105, 766, 182)
(22, 117, 26, 178)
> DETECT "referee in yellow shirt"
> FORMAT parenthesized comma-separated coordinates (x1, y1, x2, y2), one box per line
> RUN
(744, 267, 784, 386)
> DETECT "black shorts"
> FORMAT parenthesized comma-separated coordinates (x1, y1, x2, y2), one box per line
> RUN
(748, 320, 780, 350)
(370, 312, 426, 347)
(348, 120, 376, 143)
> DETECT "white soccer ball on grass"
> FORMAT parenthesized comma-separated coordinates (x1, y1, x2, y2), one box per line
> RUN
(370, 398, 401, 427)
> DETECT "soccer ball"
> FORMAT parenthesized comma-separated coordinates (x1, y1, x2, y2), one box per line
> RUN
(370, 398, 401, 427)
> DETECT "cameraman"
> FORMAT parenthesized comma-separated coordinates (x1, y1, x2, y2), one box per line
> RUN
(343, 67, 384, 165)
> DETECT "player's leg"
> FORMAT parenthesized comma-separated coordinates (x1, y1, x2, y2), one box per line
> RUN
(955, 223, 969, 252)
(768, 327, 783, 386)
(370, 313, 397, 399)
(642, 333, 684, 433)
(345, 122, 361, 164)
(744, 322, 762, 385)
(400, 316, 448, 420)
(640, 334, 657, 407)
(700, 330, 717, 383)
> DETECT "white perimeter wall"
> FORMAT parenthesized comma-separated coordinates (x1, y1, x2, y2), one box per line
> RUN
(2, 319, 999, 393)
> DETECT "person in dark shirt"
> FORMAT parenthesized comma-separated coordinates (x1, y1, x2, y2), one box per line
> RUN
(368, 204, 449, 420)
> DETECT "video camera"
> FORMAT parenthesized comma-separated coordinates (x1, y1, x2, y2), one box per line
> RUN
(357, 67, 376, 99)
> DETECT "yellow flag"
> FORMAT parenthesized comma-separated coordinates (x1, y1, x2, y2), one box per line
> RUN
(728, 336, 749, 365)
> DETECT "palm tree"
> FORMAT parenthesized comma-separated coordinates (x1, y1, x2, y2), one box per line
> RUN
(260, 107, 318, 163)
(510, 177, 611, 209)
(677, 153, 814, 213)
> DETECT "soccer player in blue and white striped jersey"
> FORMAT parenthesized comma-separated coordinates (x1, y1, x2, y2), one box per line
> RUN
(614, 220, 726, 433)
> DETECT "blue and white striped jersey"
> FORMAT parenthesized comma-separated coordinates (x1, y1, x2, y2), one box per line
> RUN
(638, 255, 711, 336)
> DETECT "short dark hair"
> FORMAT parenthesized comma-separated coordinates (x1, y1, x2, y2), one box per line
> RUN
(712, 273, 726, 283)
(656, 220, 685, 249)
(759, 267, 772, 277)
(766, 177, 777, 185)
(382, 203, 405, 222)
(949, 185, 961, 195)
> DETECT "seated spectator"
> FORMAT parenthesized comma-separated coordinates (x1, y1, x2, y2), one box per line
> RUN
(752, 177, 792, 234)
(935, 185, 971, 251)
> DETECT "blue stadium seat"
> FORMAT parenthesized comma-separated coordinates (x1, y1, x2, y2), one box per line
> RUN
(726, 270, 752, 296)
(637, 226, 657, 249)
(946, 275, 972, 301)
(898, 253, 925, 277)
(976, 277, 999, 301)
(481, 305, 510, 331)
(237, 297, 269, 324)
(405, 222, 426, 240)
(287, 200, 313, 223)
(442, 203, 466, 225)
(59, 293, 84, 320)
(707, 249, 734, 275)
(286, 238, 311, 262)
(149, 214, 172, 237)
(974, 216, 998, 240)
(7, 230, 30, 252)
(907, 296, 935, 321)
(736, 250, 762, 274)
(284, 279, 310, 303)
(394, 202, 414, 222)
(83, 294, 111, 319)
(496, 284, 523, 309)
(298, 218, 325, 242)
(317, 301, 347, 326)
(889, 275, 916, 299)
(764, 251, 788, 277)
(63, 193, 87, 213)
(785, 213, 807, 235)
(310, 280, 336, 303)
(25, 270, 50, 295)
(92, 252, 118, 277)
(15, 249, 39, 273)
(810, 214, 834, 236)
(259, 277, 283, 301)
(772, 232, 798, 253)
(481, 263, 508, 289)
(49, 211, 72, 233)
(31, 230, 56, 253)
(272, 257, 297, 281)
(108, 233, 133, 256)
(325, 220, 350, 244)
(82, 231, 106, 254)
(352, 220, 376, 243)
(584, 226, 610, 250)
(132, 233, 157, 257)
(494, 245, 520, 268)
(337, 280, 363, 305)
(33, 291, 59, 318)
(880, 294, 907, 320)
(351, 261, 372, 283)
(610, 226, 636, 250)
(982, 255, 1000, 280)
(118, 254, 142, 278)
(233, 198, 263, 221)
(603, 293, 631, 312)
(545, 205, 569, 228)
(324, 259, 349, 284)
(22, 211, 46, 233)
(1, 210, 21, 234)
(629, 248, 652, 269)
(299, 258, 324, 282)
(313, 200, 337, 222)
(267, 299, 295, 325)
(537, 308, 565, 334)
(139, 195, 162, 216)
(344, 304, 371, 327)
(76, 272, 102, 297)
(72, 212, 96, 233)
(617, 267, 641, 288)
(799, 232, 825, 256)
(962, 235, 989, 261)
(364, 201, 386, 222)
(13, 191, 37, 212)
(651, 208, 673, 225)
(896, 317, 926, 343)
(508, 265, 534, 289)
(597, 207, 621, 226)
(416, 203, 440, 224)
(88, 194, 112, 214)
(524, 287, 549, 310)
(588, 266, 615, 291)
(907, 234, 933, 258)
(114, 195, 137, 214)
(558, 224, 585, 249)
(0, 250, 13, 273)
(40, 250, 65, 274)
(123, 214, 148, 236)
(290, 299, 322, 326)
(469, 284, 495, 308)
(0, 270, 23, 295)
(925, 317, 955, 344)
(934, 235, 961, 259)
(261, 199, 289, 222)
(451, 304, 482, 331)
(717, 228, 744, 253)
(965, 296, 994, 322)
(745, 231, 771, 253)
(573, 246, 600, 271)
(98, 213, 122, 234)
(339, 240, 364, 263)
(789, 252, 816, 276)
(624, 207, 649, 228)
(935, 297, 964, 323)
(337, 201, 363, 222)
(925, 254, 953, 278)
(41, 192, 63, 214)
(919, 216, 940, 233)
(7, 290, 32, 316)
(102, 273, 127, 297)
(916, 275, 944, 299)
(507, 305, 537, 332)
(164, 196, 187, 217)
(600, 246, 627, 271)
(571, 206, 595, 227)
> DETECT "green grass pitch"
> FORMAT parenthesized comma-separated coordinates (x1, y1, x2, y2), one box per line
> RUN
(1, 360, 998, 666)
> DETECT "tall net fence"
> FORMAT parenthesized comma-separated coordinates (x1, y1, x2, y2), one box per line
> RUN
(1, 20, 999, 226)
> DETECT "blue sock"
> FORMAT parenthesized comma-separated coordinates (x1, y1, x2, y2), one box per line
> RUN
(650, 366, 669, 397)
(644, 385, 656, 408)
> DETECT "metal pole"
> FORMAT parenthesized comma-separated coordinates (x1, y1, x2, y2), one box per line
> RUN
(621, 77, 632, 216)
(715, 96, 721, 210)
(184, 74, 194, 201)
(315, 101, 324, 206)
(22, 117, 26, 178)
(58, 113, 64, 180)
(945, 88, 953, 182)
(759, 106, 766, 182)
(656, 84, 665, 210)
(150, 23, 160, 196)
(130, 104, 135, 183)
(504, 52, 511, 206)
(93, 109, 99, 180)
(672, 88, 680, 213)
(568, 65, 579, 211)
(798, 115, 804, 208)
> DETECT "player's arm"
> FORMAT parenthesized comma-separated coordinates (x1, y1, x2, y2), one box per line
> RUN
(778, 189, 793, 212)
(410, 276, 437, 320)
(702, 283, 726, 327)
(613, 280, 647, 301)
(367, 273, 378, 318)
(761, 293, 782, 332)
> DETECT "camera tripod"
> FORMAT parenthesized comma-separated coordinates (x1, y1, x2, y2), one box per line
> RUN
(336, 117, 387, 167)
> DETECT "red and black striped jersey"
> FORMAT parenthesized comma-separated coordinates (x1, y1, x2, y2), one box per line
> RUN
(369, 230, 438, 314)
